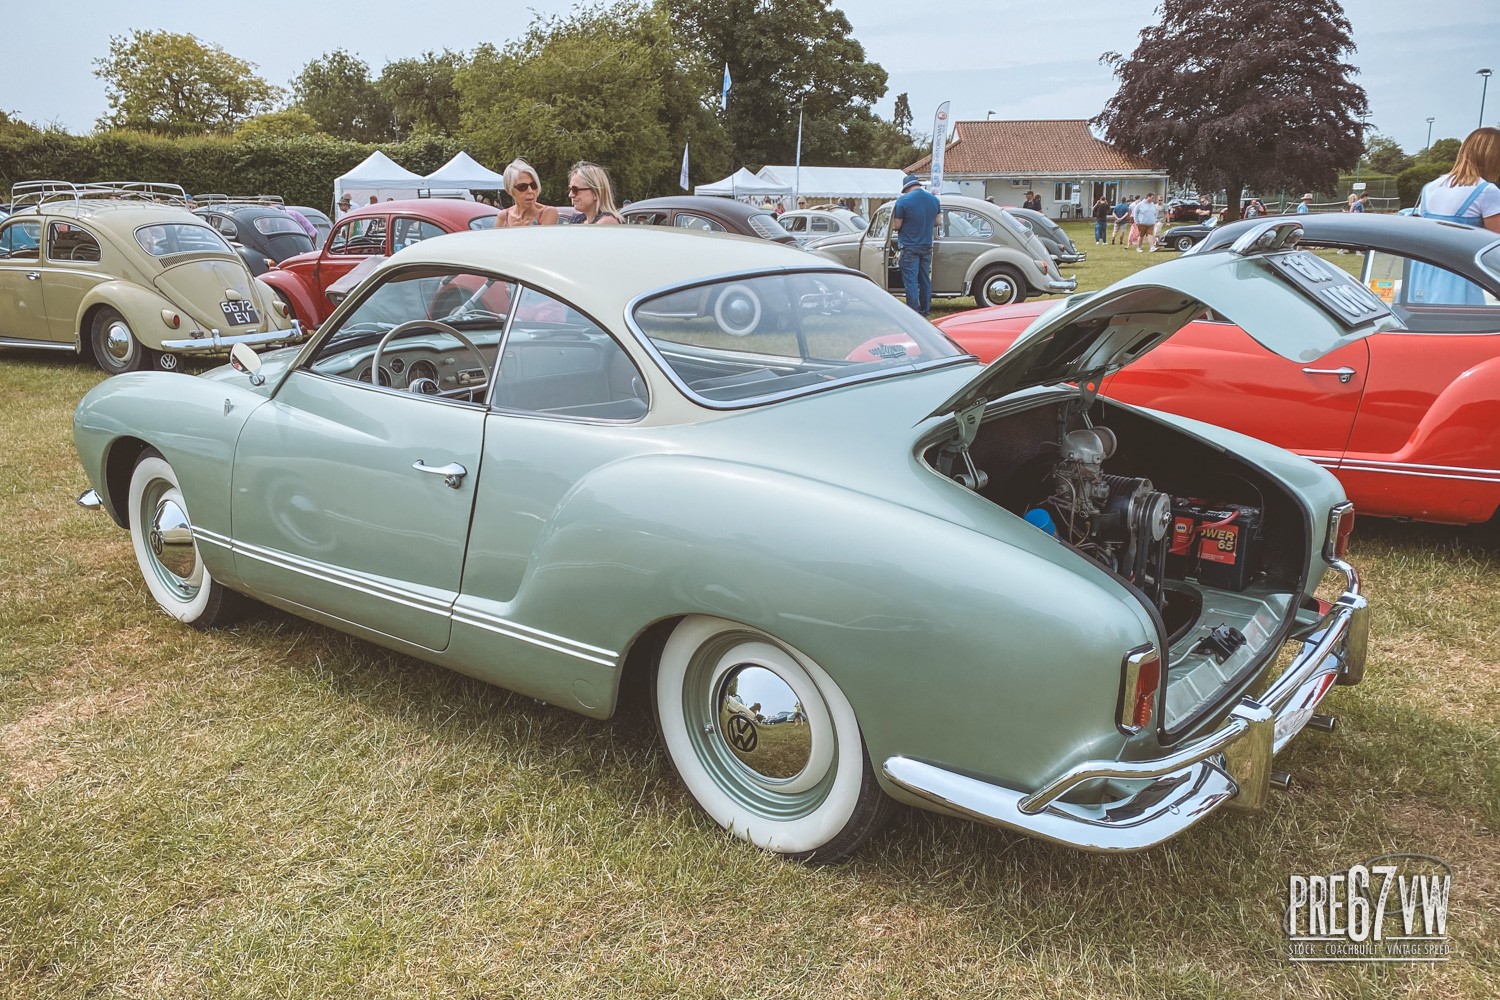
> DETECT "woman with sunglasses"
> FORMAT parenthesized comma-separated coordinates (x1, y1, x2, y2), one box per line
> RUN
(496, 158, 559, 227)
(566, 162, 621, 224)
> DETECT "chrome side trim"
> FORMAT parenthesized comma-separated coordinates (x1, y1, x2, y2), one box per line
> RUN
(1334, 458, 1500, 484)
(0, 336, 78, 352)
(198, 527, 619, 667)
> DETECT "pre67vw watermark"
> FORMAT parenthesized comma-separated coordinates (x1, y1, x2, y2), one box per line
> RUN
(1286, 853, 1452, 963)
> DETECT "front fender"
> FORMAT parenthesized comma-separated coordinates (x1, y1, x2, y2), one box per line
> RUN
(73, 372, 267, 587)
(258, 269, 321, 328)
(510, 453, 1148, 798)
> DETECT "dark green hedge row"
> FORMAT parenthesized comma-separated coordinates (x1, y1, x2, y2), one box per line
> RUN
(1396, 161, 1455, 210)
(0, 132, 472, 211)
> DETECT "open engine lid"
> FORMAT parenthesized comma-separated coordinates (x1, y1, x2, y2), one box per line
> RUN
(929, 220, 1401, 421)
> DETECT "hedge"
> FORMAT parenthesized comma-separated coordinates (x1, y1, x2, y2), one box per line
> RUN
(0, 131, 472, 212)
(1396, 160, 1455, 210)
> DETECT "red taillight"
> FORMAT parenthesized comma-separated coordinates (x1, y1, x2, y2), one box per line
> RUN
(160, 309, 181, 329)
(1326, 502, 1356, 561)
(1119, 647, 1161, 733)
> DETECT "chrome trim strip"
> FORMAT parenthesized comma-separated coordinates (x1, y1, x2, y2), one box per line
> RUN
(199, 527, 618, 666)
(0, 336, 77, 352)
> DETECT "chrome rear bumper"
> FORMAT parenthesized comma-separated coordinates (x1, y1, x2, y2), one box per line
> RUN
(884, 559, 1367, 852)
(161, 324, 304, 354)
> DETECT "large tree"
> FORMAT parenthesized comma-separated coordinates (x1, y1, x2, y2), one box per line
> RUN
(291, 50, 392, 142)
(378, 50, 466, 138)
(93, 30, 281, 135)
(456, 2, 728, 199)
(1094, 0, 1367, 221)
(1363, 135, 1412, 175)
(665, 0, 890, 167)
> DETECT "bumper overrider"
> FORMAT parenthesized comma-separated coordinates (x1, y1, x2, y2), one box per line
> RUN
(1048, 277, 1078, 293)
(161, 321, 305, 354)
(884, 558, 1368, 852)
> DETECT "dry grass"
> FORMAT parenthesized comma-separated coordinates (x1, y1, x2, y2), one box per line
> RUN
(1, 301, 1497, 998)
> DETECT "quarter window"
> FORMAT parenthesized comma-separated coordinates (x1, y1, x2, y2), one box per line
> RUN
(1365, 248, 1499, 330)
(393, 218, 446, 249)
(675, 213, 727, 233)
(867, 208, 891, 240)
(493, 287, 647, 420)
(47, 222, 101, 262)
(943, 210, 992, 240)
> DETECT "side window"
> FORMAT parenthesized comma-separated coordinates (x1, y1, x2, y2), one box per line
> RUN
(392, 218, 446, 250)
(328, 218, 387, 256)
(627, 212, 667, 226)
(782, 216, 806, 233)
(674, 213, 726, 233)
(306, 268, 515, 402)
(46, 222, 101, 263)
(493, 287, 647, 420)
(867, 208, 891, 240)
(216, 217, 240, 240)
(1366, 248, 1499, 327)
(943, 211, 992, 240)
(810, 217, 835, 233)
(0, 220, 41, 259)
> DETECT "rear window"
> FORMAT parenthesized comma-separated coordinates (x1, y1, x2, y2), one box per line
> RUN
(253, 215, 306, 236)
(468, 215, 497, 230)
(632, 270, 965, 407)
(134, 224, 233, 257)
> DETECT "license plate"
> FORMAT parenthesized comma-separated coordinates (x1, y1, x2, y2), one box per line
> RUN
(220, 300, 259, 326)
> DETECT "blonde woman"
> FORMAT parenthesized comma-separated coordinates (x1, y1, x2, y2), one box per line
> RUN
(566, 161, 621, 224)
(1409, 127, 1500, 304)
(495, 158, 559, 227)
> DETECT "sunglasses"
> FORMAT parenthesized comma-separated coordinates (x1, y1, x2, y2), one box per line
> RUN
(512, 181, 538, 192)
(568, 185, 594, 195)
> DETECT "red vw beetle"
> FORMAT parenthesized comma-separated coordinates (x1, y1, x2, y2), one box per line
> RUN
(262, 199, 497, 327)
(936, 215, 1500, 526)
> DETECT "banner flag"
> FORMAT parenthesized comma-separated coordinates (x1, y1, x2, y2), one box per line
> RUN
(722, 64, 732, 106)
(930, 101, 951, 193)
(680, 143, 690, 191)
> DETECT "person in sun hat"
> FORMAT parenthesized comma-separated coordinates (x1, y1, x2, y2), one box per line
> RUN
(889, 173, 941, 316)
(1297, 193, 1313, 215)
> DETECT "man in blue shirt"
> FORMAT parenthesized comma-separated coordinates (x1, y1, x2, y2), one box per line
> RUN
(1296, 193, 1312, 215)
(890, 174, 941, 315)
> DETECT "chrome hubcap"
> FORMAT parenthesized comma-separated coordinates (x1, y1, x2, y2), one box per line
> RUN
(105, 322, 134, 361)
(715, 664, 812, 780)
(146, 493, 201, 600)
(984, 277, 1016, 305)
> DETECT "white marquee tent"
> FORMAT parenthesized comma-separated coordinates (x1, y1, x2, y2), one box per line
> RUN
(422, 151, 508, 190)
(756, 166, 908, 216)
(694, 167, 792, 198)
(332, 151, 426, 211)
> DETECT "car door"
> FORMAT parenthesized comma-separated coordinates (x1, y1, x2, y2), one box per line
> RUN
(41, 220, 106, 344)
(316, 215, 389, 316)
(858, 205, 900, 291)
(0, 217, 48, 342)
(933, 209, 993, 295)
(230, 265, 507, 651)
(1101, 312, 1369, 463)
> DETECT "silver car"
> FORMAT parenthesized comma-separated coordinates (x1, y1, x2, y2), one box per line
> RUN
(779, 208, 867, 247)
(808, 194, 1077, 307)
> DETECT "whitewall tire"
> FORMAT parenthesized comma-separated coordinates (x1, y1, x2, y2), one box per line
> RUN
(655, 615, 890, 861)
(128, 451, 240, 629)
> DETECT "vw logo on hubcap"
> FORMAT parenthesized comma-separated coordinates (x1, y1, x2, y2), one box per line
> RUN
(726, 714, 758, 753)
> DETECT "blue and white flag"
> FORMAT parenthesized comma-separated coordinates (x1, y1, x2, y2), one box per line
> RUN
(930, 101, 951, 193)
(680, 143, 690, 191)
(721, 63, 732, 106)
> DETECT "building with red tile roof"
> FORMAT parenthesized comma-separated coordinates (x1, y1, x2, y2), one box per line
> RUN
(906, 120, 1169, 219)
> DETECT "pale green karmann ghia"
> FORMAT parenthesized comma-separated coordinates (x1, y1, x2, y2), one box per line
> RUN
(74, 221, 1372, 862)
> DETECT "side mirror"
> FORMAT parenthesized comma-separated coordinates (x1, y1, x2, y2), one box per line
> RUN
(229, 343, 264, 386)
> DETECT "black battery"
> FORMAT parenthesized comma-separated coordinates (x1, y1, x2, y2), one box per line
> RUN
(1167, 498, 1263, 591)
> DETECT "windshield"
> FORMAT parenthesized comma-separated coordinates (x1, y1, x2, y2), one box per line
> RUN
(134, 223, 234, 257)
(632, 270, 966, 406)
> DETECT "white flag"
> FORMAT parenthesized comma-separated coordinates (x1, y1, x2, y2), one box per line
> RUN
(680, 143, 690, 191)
(930, 101, 951, 193)
(721, 64, 732, 106)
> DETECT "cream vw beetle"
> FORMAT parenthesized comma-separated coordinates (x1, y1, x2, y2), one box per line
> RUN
(808, 193, 1078, 307)
(0, 182, 299, 373)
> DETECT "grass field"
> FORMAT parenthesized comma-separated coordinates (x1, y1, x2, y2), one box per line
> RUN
(1, 244, 1497, 998)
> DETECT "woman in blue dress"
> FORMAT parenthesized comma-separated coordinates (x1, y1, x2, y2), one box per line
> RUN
(1409, 128, 1500, 305)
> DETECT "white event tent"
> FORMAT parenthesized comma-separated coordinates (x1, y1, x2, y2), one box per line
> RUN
(756, 166, 908, 216)
(694, 167, 792, 198)
(332, 151, 426, 211)
(422, 151, 508, 190)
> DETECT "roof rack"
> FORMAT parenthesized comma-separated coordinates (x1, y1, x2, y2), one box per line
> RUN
(194, 193, 285, 206)
(9, 180, 190, 209)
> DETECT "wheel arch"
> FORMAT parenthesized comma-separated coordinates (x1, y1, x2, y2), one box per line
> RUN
(963, 248, 1037, 293)
(76, 281, 180, 351)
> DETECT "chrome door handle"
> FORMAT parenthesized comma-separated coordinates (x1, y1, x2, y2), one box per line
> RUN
(412, 460, 467, 489)
(1301, 366, 1357, 384)
(26, 271, 40, 281)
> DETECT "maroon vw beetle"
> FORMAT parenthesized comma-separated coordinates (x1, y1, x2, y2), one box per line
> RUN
(262, 199, 497, 327)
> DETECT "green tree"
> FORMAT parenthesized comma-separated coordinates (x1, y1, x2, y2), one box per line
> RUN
(1363, 135, 1412, 175)
(0, 110, 36, 138)
(456, 2, 728, 199)
(378, 50, 466, 137)
(1095, 0, 1367, 222)
(234, 109, 322, 142)
(892, 93, 913, 138)
(291, 50, 392, 142)
(93, 30, 281, 135)
(1425, 137, 1461, 163)
(665, 0, 890, 166)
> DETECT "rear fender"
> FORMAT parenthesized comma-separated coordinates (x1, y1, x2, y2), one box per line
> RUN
(258, 269, 321, 327)
(77, 281, 183, 350)
(964, 248, 1044, 292)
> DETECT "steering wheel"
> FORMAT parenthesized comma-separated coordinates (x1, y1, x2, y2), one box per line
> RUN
(369, 320, 492, 400)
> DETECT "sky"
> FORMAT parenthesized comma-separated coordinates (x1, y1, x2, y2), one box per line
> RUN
(3, 0, 1497, 157)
